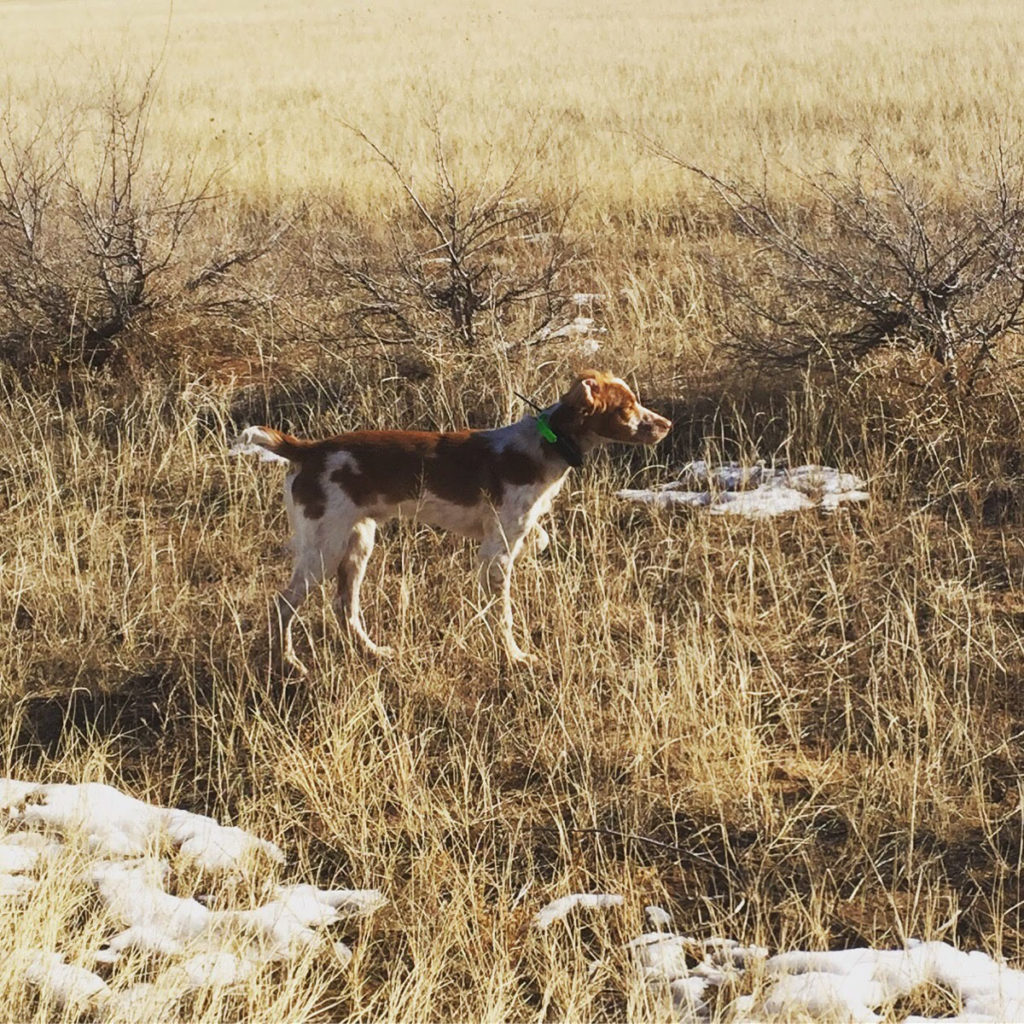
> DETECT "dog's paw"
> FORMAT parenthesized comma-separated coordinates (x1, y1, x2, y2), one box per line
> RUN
(359, 642, 395, 660)
(507, 648, 541, 670)
(281, 655, 310, 678)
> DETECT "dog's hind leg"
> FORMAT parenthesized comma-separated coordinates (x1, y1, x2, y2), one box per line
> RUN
(272, 551, 331, 676)
(333, 519, 392, 658)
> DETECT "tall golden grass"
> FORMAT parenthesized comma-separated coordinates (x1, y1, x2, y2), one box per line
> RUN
(2, 353, 1023, 1019)
(3, 0, 1023, 212)
(1, 0, 1024, 1020)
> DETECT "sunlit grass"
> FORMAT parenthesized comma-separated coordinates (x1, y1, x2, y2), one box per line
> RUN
(1, 0, 1023, 1018)
(2, 0, 1022, 213)
(1, 352, 1022, 1018)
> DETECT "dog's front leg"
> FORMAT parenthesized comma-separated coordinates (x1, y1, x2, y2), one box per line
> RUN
(478, 531, 535, 666)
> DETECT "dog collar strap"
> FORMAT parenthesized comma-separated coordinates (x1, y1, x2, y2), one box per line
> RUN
(515, 390, 584, 470)
(535, 413, 557, 443)
(536, 415, 584, 469)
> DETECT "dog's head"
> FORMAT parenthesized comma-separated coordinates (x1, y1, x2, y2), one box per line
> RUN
(557, 371, 671, 445)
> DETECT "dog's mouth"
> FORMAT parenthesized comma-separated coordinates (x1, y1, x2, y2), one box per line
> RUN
(579, 404, 672, 446)
(635, 416, 672, 444)
(599, 420, 671, 445)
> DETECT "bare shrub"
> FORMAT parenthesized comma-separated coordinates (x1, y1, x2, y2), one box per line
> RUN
(660, 145, 1024, 391)
(325, 123, 581, 354)
(0, 108, 71, 362)
(0, 72, 285, 370)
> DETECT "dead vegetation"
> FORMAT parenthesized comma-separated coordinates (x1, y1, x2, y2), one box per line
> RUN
(1, 3, 1024, 1020)
(2, 340, 1023, 1019)
(664, 145, 1024, 389)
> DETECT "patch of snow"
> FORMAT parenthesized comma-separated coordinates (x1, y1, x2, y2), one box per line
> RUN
(100, 953, 257, 1022)
(2, 779, 283, 870)
(102, 982, 177, 1022)
(20, 950, 111, 1012)
(618, 462, 868, 519)
(276, 883, 387, 917)
(222, 884, 383, 960)
(0, 873, 36, 898)
(534, 892, 624, 929)
(0, 779, 386, 1018)
(527, 315, 608, 355)
(760, 941, 1024, 1023)
(762, 969, 885, 1021)
(618, 488, 713, 510)
(701, 936, 768, 974)
(163, 807, 284, 872)
(0, 832, 62, 874)
(821, 488, 871, 509)
(672, 460, 768, 491)
(646, 904, 673, 930)
(158, 951, 257, 991)
(91, 858, 212, 961)
(625, 920, 1024, 1023)
(630, 930, 693, 980)
(534, 315, 598, 340)
(0, 779, 40, 813)
(90, 862, 386, 965)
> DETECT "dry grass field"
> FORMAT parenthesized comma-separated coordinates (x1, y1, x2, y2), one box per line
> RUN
(3, 0, 1024, 209)
(2, 0, 1024, 1020)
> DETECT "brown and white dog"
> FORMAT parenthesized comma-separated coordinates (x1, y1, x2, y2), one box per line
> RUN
(231, 371, 670, 670)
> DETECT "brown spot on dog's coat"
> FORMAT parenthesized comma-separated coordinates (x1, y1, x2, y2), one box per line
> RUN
(290, 449, 328, 520)
(255, 370, 666, 525)
(327, 431, 544, 508)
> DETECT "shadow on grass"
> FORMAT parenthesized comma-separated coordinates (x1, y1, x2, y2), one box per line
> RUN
(8, 666, 183, 760)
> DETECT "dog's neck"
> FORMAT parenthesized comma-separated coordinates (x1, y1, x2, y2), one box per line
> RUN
(526, 401, 582, 469)
(503, 401, 607, 475)
(536, 399, 620, 469)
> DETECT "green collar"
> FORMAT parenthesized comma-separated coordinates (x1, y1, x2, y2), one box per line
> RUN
(534, 413, 583, 469)
(515, 391, 584, 469)
(535, 412, 557, 443)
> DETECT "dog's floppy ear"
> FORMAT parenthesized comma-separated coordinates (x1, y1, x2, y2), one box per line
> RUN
(568, 372, 604, 413)
(578, 375, 601, 409)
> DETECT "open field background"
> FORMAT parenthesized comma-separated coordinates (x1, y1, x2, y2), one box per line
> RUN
(2, 0, 1024, 1020)
(3, 0, 1024, 210)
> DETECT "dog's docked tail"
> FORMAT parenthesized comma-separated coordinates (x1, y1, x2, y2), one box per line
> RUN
(229, 426, 313, 464)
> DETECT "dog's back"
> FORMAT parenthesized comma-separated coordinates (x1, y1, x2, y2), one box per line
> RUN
(232, 423, 553, 535)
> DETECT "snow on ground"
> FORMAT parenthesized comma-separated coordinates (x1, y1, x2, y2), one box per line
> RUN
(635, 926, 1024, 1022)
(6, 774, 1020, 1022)
(534, 892, 624, 929)
(534, 896, 1024, 1022)
(617, 461, 869, 518)
(0, 778, 385, 1018)
(0, 778, 284, 870)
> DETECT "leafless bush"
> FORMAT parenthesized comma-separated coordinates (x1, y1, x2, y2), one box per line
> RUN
(0, 72, 285, 369)
(327, 124, 581, 352)
(0, 110, 71, 361)
(662, 145, 1024, 391)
